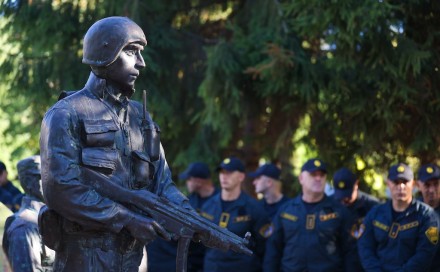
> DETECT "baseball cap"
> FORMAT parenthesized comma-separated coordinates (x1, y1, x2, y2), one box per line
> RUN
(332, 167, 357, 201)
(417, 164, 440, 182)
(247, 163, 281, 180)
(216, 157, 245, 173)
(388, 163, 414, 181)
(301, 158, 327, 173)
(178, 162, 210, 180)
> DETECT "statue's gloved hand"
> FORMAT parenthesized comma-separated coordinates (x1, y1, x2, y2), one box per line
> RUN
(125, 213, 171, 244)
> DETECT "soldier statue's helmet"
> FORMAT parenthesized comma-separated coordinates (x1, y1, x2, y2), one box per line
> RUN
(82, 16, 147, 67)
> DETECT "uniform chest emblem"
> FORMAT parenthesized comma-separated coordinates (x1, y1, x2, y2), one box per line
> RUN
(280, 212, 298, 222)
(372, 220, 389, 232)
(200, 212, 214, 221)
(319, 212, 338, 221)
(234, 215, 251, 223)
(219, 212, 230, 228)
(306, 214, 316, 230)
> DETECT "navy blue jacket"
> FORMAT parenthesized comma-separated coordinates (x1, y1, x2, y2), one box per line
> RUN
(0, 181, 24, 212)
(344, 191, 381, 271)
(261, 195, 290, 221)
(263, 195, 354, 272)
(147, 187, 220, 272)
(358, 199, 439, 272)
(201, 192, 271, 272)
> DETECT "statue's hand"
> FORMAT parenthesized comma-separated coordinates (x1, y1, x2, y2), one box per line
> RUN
(125, 213, 171, 244)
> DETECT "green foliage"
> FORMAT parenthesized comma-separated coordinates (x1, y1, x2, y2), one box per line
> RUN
(1, 0, 439, 196)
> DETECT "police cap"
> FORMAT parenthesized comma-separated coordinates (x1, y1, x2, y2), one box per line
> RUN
(179, 162, 211, 180)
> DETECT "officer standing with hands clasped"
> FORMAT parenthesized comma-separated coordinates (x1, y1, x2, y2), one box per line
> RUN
(39, 16, 192, 271)
(200, 157, 271, 272)
(358, 163, 439, 271)
(264, 158, 354, 272)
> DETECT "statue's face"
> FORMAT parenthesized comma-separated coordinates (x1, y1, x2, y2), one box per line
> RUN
(105, 42, 146, 94)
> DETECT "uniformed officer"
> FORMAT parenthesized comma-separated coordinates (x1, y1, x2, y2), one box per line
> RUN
(249, 163, 290, 220)
(417, 163, 440, 272)
(147, 162, 219, 272)
(358, 163, 439, 271)
(201, 157, 271, 272)
(332, 167, 381, 271)
(0, 161, 24, 212)
(2, 156, 55, 271)
(39, 17, 190, 271)
(417, 164, 440, 215)
(263, 158, 354, 272)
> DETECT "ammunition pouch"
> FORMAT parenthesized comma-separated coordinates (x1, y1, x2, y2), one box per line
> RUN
(132, 151, 154, 189)
(38, 206, 63, 251)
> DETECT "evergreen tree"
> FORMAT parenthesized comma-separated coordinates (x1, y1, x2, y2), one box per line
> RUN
(1, 0, 439, 196)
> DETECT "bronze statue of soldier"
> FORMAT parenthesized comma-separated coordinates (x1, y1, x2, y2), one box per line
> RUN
(39, 16, 191, 271)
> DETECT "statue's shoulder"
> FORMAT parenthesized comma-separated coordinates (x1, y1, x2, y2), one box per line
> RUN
(45, 89, 90, 117)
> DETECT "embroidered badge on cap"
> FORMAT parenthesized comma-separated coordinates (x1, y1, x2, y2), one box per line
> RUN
(314, 160, 321, 167)
(223, 158, 231, 164)
(427, 167, 434, 174)
(338, 181, 345, 189)
(425, 226, 439, 245)
(397, 165, 405, 173)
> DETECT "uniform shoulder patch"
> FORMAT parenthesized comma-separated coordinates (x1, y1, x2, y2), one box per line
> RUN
(259, 223, 273, 238)
(353, 223, 366, 239)
(425, 226, 439, 245)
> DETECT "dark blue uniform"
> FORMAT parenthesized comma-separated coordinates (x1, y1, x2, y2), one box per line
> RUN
(147, 187, 220, 272)
(343, 191, 381, 271)
(261, 195, 290, 221)
(201, 192, 271, 272)
(358, 199, 439, 272)
(0, 181, 24, 212)
(345, 191, 381, 236)
(263, 195, 354, 272)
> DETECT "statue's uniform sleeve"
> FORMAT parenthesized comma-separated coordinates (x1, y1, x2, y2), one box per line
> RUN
(40, 104, 132, 233)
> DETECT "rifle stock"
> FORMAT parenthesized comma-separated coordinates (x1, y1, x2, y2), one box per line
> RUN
(82, 168, 252, 271)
